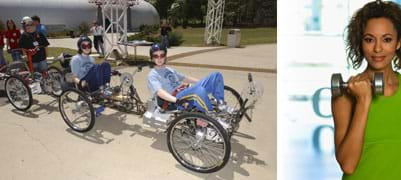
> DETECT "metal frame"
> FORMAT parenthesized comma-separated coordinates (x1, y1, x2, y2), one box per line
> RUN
(89, 0, 139, 60)
(204, 0, 225, 45)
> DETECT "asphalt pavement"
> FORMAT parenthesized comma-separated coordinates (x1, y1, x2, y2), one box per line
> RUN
(0, 43, 276, 180)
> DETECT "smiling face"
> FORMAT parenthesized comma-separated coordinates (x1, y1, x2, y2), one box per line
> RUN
(81, 41, 92, 55)
(362, 17, 401, 70)
(25, 23, 36, 33)
(152, 50, 166, 66)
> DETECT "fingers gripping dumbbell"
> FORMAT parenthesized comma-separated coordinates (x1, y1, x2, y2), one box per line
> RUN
(331, 72, 384, 97)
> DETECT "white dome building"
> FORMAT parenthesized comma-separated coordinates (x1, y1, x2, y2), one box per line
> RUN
(0, 0, 159, 32)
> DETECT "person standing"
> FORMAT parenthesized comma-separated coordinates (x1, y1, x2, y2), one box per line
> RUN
(160, 20, 172, 48)
(31, 15, 48, 37)
(0, 24, 6, 67)
(5, 19, 21, 61)
(19, 16, 49, 73)
(90, 21, 104, 56)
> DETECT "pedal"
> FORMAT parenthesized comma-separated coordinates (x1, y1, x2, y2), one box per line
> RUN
(95, 105, 105, 117)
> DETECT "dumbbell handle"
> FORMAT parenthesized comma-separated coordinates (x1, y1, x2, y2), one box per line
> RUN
(342, 80, 374, 88)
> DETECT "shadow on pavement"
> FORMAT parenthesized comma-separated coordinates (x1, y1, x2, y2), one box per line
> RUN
(9, 98, 59, 119)
(0, 90, 7, 107)
(174, 137, 267, 179)
(64, 109, 267, 178)
(64, 111, 168, 152)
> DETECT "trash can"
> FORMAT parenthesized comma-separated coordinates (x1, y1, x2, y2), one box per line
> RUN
(227, 29, 241, 47)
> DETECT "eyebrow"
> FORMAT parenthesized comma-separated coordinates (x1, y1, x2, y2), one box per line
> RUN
(363, 33, 394, 37)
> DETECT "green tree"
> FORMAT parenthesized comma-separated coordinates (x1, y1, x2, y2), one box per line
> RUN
(168, 0, 207, 28)
(151, 0, 175, 20)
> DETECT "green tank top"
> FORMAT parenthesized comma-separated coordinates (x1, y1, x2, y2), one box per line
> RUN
(343, 73, 401, 179)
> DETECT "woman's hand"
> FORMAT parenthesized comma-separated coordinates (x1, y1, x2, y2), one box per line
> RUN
(347, 75, 372, 102)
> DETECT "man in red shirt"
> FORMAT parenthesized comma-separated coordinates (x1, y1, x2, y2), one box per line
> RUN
(5, 19, 21, 62)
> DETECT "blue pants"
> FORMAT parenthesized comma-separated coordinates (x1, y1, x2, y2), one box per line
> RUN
(0, 48, 5, 66)
(161, 35, 169, 48)
(33, 60, 48, 72)
(82, 62, 111, 92)
(176, 72, 224, 112)
(11, 49, 21, 62)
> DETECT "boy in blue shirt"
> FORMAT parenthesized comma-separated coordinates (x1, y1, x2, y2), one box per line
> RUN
(147, 43, 225, 112)
(70, 36, 111, 92)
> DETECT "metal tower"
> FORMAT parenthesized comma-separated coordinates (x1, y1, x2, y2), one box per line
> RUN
(89, 0, 139, 59)
(204, 0, 225, 45)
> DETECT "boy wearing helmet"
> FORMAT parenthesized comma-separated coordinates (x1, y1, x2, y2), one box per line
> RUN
(19, 16, 49, 72)
(147, 43, 226, 112)
(70, 36, 111, 92)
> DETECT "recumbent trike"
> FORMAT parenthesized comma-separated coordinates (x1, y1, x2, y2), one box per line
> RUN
(58, 63, 263, 173)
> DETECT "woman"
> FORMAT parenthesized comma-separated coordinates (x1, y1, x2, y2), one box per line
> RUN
(332, 1, 401, 179)
(5, 19, 21, 61)
(0, 21, 6, 67)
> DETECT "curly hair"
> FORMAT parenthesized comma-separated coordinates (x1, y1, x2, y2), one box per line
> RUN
(346, 0, 401, 69)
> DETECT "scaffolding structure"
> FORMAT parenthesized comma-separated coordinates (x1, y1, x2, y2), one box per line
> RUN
(89, 0, 139, 59)
(204, 0, 225, 45)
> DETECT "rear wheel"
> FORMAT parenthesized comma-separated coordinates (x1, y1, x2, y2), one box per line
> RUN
(167, 112, 231, 173)
(59, 88, 95, 132)
(5, 76, 32, 111)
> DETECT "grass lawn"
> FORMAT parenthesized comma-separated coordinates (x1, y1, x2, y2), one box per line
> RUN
(3, 47, 77, 64)
(174, 27, 276, 46)
(2, 47, 149, 68)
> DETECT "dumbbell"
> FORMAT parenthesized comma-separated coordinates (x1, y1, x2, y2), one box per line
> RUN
(331, 72, 384, 97)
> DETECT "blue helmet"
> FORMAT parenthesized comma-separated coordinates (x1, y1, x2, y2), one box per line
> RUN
(149, 43, 167, 59)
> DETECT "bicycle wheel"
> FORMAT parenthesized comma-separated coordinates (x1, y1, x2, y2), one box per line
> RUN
(48, 66, 63, 97)
(224, 85, 243, 110)
(167, 112, 231, 173)
(59, 88, 95, 132)
(5, 76, 32, 111)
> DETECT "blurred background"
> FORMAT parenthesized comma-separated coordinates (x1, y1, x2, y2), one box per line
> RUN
(278, 0, 401, 179)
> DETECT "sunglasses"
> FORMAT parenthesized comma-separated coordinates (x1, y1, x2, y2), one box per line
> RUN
(152, 53, 166, 59)
(81, 44, 92, 49)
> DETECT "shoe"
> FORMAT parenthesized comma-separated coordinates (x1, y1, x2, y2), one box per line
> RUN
(30, 82, 42, 94)
(217, 100, 234, 114)
(217, 99, 227, 111)
(100, 84, 113, 97)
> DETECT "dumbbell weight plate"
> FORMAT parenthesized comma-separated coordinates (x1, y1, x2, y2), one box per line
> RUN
(331, 73, 343, 97)
(373, 72, 384, 96)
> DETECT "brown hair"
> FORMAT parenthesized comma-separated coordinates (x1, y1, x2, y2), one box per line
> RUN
(346, 1, 401, 69)
(6, 19, 17, 30)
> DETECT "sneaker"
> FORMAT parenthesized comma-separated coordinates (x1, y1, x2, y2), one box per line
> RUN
(217, 100, 235, 114)
(103, 87, 113, 97)
(30, 82, 42, 94)
(217, 99, 227, 111)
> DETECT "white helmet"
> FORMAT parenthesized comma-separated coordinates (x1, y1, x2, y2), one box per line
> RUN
(21, 16, 33, 25)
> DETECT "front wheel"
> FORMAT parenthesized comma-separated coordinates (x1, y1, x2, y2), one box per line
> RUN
(59, 88, 95, 132)
(47, 66, 63, 97)
(167, 112, 231, 173)
(5, 76, 32, 111)
(224, 85, 243, 110)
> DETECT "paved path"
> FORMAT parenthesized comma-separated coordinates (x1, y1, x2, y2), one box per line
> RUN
(0, 42, 276, 180)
